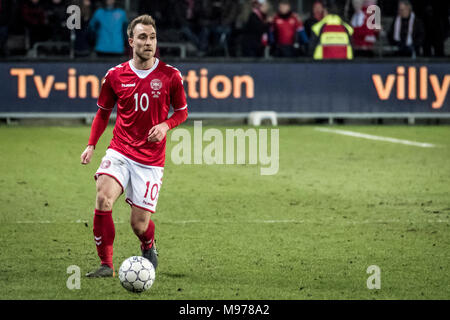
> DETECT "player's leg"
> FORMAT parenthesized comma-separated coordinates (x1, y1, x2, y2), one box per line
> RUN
(86, 149, 130, 278)
(125, 165, 163, 270)
(96, 174, 123, 211)
(86, 175, 123, 277)
(130, 206, 153, 246)
(130, 206, 158, 269)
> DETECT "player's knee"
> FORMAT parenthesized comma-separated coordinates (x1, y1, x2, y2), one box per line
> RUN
(96, 192, 114, 211)
(130, 220, 146, 236)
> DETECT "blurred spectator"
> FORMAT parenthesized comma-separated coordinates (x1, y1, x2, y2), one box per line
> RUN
(0, 0, 13, 57)
(195, 0, 238, 56)
(304, 1, 325, 40)
(139, 0, 199, 57)
(138, 0, 173, 41)
(350, 0, 379, 57)
(334, 0, 347, 17)
(89, 0, 128, 57)
(166, 0, 202, 50)
(241, 0, 270, 57)
(138, 0, 167, 26)
(412, 0, 449, 57)
(309, 0, 354, 59)
(270, 0, 308, 57)
(74, 0, 94, 57)
(46, 0, 69, 42)
(387, 0, 424, 57)
(139, 0, 197, 43)
(21, 0, 49, 48)
(192, 0, 212, 54)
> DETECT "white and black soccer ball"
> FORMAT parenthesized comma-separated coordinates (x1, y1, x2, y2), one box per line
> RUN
(118, 256, 156, 293)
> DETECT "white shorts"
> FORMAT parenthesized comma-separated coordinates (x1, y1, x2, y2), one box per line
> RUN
(95, 149, 164, 213)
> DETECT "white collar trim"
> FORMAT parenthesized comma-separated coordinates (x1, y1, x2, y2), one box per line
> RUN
(129, 58, 159, 79)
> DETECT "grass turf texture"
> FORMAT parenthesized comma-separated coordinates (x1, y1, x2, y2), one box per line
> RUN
(0, 125, 449, 299)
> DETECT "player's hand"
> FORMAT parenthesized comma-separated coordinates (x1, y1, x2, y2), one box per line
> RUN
(80, 145, 95, 165)
(147, 122, 169, 143)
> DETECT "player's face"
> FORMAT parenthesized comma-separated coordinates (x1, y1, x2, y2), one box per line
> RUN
(130, 24, 157, 62)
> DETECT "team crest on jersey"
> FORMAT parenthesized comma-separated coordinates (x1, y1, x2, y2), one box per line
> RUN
(150, 79, 162, 90)
(100, 160, 111, 169)
(150, 79, 162, 98)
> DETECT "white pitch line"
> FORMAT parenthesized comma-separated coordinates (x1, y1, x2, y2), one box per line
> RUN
(13, 220, 125, 224)
(8, 219, 449, 224)
(164, 219, 448, 224)
(315, 127, 437, 148)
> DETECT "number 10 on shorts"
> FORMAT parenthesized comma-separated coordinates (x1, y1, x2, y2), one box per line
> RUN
(144, 181, 159, 201)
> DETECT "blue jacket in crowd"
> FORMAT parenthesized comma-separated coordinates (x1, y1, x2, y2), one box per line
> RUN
(89, 7, 128, 54)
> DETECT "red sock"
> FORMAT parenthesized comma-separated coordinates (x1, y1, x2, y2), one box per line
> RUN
(93, 209, 115, 269)
(138, 219, 155, 251)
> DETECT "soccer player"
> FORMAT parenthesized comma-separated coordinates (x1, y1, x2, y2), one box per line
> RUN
(80, 14, 188, 277)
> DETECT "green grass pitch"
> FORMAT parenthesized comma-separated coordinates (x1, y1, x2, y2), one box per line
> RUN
(0, 125, 449, 299)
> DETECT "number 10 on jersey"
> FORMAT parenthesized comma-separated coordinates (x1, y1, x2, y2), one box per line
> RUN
(134, 93, 149, 112)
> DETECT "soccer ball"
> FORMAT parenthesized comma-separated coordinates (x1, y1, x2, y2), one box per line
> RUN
(118, 256, 156, 293)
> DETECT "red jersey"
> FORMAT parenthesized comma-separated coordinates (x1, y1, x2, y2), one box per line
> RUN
(351, 6, 379, 50)
(97, 58, 187, 167)
(272, 13, 304, 45)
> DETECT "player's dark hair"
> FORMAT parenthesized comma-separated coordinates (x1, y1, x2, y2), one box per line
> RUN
(127, 14, 157, 38)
